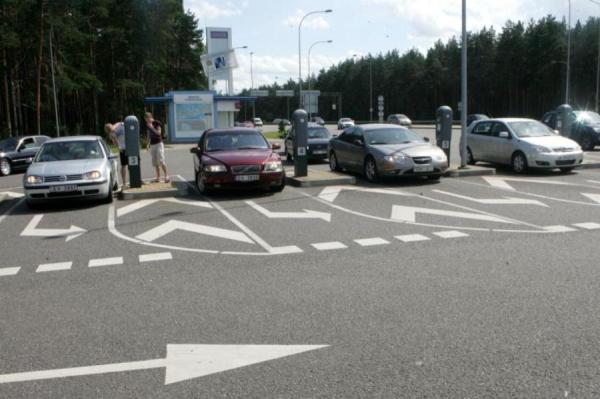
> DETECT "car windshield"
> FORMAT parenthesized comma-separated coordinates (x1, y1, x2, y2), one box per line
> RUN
(365, 128, 423, 145)
(206, 131, 269, 152)
(308, 128, 331, 139)
(508, 121, 554, 138)
(575, 111, 600, 125)
(35, 140, 104, 162)
(0, 138, 18, 152)
(340, 118, 351, 122)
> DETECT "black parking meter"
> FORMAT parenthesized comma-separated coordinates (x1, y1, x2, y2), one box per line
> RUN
(124, 115, 142, 188)
(556, 104, 574, 138)
(292, 109, 308, 177)
(436, 106, 453, 160)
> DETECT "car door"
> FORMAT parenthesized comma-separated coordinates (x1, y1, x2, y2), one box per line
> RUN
(333, 129, 355, 168)
(490, 122, 514, 164)
(346, 127, 366, 171)
(12, 137, 38, 170)
(468, 121, 494, 162)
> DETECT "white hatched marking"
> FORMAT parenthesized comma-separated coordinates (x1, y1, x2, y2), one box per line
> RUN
(36, 262, 72, 273)
(88, 257, 124, 268)
(0, 267, 21, 277)
(433, 230, 469, 239)
(311, 241, 348, 251)
(573, 223, 600, 230)
(395, 234, 430, 243)
(139, 252, 172, 263)
(354, 237, 390, 247)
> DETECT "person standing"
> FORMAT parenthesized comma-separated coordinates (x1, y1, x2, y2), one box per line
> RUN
(104, 121, 128, 187)
(144, 112, 169, 183)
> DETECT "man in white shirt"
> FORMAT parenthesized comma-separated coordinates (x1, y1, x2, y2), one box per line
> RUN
(104, 121, 128, 187)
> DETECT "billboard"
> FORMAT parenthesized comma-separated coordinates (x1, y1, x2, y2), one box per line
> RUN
(201, 50, 238, 74)
(173, 93, 214, 139)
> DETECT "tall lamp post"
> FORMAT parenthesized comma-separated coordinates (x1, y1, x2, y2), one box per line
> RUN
(591, 0, 600, 112)
(298, 9, 332, 109)
(250, 51, 255, 119)
(307, 39, 332, 118)
(566, 0, 572, 104)
(353, 54, 373, 121)
(460, 0, 468, 167)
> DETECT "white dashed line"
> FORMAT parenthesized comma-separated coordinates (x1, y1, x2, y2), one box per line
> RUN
(36, 262, 72, 273)
(89, 257, 124, 268)
(0, 267, 21, 277)
(573, 223, 600, 230)
(395, 234, 431, 243)
(543, 225, 578, 233)
(139, 252, 173, 263)
(433, 230, 469, 239)
(354, 238, 390, 247)
(311, 241, 348, 251)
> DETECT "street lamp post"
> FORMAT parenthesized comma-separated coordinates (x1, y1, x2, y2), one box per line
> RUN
(460, 0, 468, 167)
(250, 51, 255, 119)
(298, 9, 332, 109)
(591, 0, 600, 112)
(353, 54, 373, 121)
(307, 39, 332, 118)
(566, 0, 572, 104)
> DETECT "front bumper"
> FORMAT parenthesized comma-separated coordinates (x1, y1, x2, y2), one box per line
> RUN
(204, 172, 285, 189)
(526, 151, 584, 168)
(24, 180, 109, 201)
(379, 158, 448, 176)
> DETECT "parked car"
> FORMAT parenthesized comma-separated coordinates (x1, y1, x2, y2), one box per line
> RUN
(190, 128, 285, 193)
(337, 118, 355, 130)
(387, 114, 412, 127)
(328, 124, 447, 182)
(467, 114, 489, 126)
(0, 135, 50, 176)
(310, 116, 325, 126)
(23, 136, 118, 206)
(285, 122, 331, 162)
(467, 118, 583, 173)
(253, 117, 263, 127)
(542, 110, 600, 150)
(235, 121, 255, 128)
(273, 118, 291, 126)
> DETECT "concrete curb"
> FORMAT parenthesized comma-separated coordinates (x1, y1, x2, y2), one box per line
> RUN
(444, 167, 496, 177)
(286, 174, 356, 187)
(118, 181, 188, 200)
(578, 162, 600, 170)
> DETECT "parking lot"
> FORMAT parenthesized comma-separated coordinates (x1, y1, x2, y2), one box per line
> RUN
(2, 143, 600, 397)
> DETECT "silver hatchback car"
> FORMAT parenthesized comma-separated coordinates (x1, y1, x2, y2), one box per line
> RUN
(467, 118, 583, 173)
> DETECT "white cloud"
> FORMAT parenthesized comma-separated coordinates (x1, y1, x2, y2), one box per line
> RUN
(185, 0, 241, 20)
(283, 9, 331, 29)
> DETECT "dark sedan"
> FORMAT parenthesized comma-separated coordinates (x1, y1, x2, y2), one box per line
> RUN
(542, 110, 600, 150)
(285, 123, 331, 162)
(0, 135, 51, 176)
(190, 128, 285, 194)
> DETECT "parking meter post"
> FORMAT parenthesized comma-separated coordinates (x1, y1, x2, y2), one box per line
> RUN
(436, 106, 453, 161)
(124, 115, 142, 188)
(556, 104, 574, 138)
(292, 109, 308, 177)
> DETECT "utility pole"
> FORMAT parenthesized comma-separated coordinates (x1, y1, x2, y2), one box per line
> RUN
(566, 0, 572, 104)
(591, 0, 600, 112)
(49, 25, 60, 137)
(460, 0, 468, 167)
(250, 51, 255, 119)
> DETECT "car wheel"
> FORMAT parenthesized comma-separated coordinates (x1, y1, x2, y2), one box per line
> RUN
(511, 152, 528, 174)
(559, 167, 575, 173)
(364, 157, 379, 182)
(271, 178, 286, 192)
(104, 178, 114, 203)
(0, 158, 11, 176)
(467, 147, 476, 165)
(195, 171, 210, 194)
(428, 174, 442, 181)
(329, 151, 340, 172)
(581, 135, 594, 151)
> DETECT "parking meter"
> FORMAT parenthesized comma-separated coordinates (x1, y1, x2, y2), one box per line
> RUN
(556, 104, 574, 138)
(292, 109, 308, 177)
(436, 106, 453, 160)
(124, 115, 142, 188)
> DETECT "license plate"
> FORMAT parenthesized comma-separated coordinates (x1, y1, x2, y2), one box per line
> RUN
(312, 150, 327, 155)
(50, 185, 78, 193)
(235, 175, 260, 182)
(414, 164, 434, 172)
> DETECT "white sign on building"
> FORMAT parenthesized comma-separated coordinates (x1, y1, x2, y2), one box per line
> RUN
(205, 27, 235, 94)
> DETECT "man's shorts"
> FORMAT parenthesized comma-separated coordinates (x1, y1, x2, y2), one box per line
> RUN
(119, 150, 128, 166)
(150, 142, 165, 167)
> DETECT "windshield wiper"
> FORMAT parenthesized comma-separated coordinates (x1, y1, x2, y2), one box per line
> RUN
(237, 146, 265, 150)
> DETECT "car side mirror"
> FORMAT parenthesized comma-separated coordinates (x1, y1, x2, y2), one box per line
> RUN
(423, 137, 430, 143)
(499, 132, 510, 139)
(190, 147, 199, 154)
(354, 139, 364, 146)
(271, 143, 281, 150)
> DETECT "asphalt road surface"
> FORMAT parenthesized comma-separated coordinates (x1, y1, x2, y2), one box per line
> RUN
(2, 146, 600, 397)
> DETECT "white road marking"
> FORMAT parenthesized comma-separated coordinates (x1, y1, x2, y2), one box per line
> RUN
(1, 191, 24, 199)
(317, 185, 415, 203)
(311, 241, 348, 251)
(36, 262, 72, 273)
(88, 257, 124, 268)
(433, 230, 470, 239)
(136, 220, 255, 244)
(391, 205, 517, 224)
(587, 180, 600, 185)
(21, 215, 86, 242)
(543, 225, 578, 233)
(433, 189, 548, 207)
(246, 201, 331, 222)
(117, 198, 212, 218)
(482, 176, 575, 191)
(354, 237, 390, 246)
(582, 193, 600, 204)
(139, 252, 172, 263)
(395, 234, 430, 242)
(573, 223, 600, 230)
(0, 267, 21, 277)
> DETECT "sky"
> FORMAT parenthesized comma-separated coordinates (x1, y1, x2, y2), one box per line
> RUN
(184, 0, 598, 93)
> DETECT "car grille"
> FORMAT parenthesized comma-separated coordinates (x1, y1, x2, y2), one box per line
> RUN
(43, 176, 66, 183)
(556, 159, 575, 166)
(47, 191, 82, 198)
(66, 174, 83, 181)
(412, 156, 432, 164)
(231, 164, 261, 174)
(309, 144, 328, 152)
(553, 147, 576, 153)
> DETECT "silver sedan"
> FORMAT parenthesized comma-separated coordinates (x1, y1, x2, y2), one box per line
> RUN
(23, 136, 119, 206)
(328, 124, 448, 182)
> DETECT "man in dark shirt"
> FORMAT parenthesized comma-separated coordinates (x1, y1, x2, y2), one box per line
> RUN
(144, 112, 169, 183)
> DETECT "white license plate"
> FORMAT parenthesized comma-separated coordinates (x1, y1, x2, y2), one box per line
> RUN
(50, 185, 78, 193)
(414, 164, 434, 172)
(312, 150, 327, 155)
(235, 175, 260, 182)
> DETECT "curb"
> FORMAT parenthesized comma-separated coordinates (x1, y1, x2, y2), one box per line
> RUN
(286, 175, 356, 188)
(118, 181, 188, 200)
(444, 167, 496, 177)
(578, 162, 600, 170)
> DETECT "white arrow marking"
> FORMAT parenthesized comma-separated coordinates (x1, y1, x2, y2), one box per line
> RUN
(21, 215, 86, 242)
(0, 344, 328, 386)
(117, 198, 212, 217)
(482, 176, 574, 191)
(433, 189, 548, 207)
(317, 185, 414, 203)
(582, 193, 600, 204)
(390, 205, 517, 224)
(246, 201, 331, 222)
(136, 220, 254, 244)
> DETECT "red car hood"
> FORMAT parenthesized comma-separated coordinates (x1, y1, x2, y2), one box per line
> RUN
(205, 149, 279, 166)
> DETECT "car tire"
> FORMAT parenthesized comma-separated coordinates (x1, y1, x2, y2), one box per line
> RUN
(559, 167, 575, 173)
(428, 174, 442, 181)
(104, 178, 114, 203)
(195, 171, 210, 195)
(271, 178, 286, 192)
(329, 151, 340, 172)
(467, 147, 476, 165)
(364, 156, 379, 182)
(0, 158, 11, 176)
(511, 152, 528, 174)
(581, 135, 594, 151)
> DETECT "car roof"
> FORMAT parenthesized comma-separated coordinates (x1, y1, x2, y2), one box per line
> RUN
(358, 123, 410, 131)
(307, 122, 326, 127)
(45, 135, 101, 143)
(477, 118, 537, 124)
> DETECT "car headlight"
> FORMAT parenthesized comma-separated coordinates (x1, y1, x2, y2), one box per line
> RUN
(84, 170, 102, 180)
(384, 153, 407, 163)
(434, 153, 447, 162)
(26, 175, 43, 184)
(533, 145, 552, 153)
(263, 161, 283, 172)
(204, 164, 227, 173)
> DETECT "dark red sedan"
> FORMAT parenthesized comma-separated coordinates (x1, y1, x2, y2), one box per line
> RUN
(190, 128, 285, 193)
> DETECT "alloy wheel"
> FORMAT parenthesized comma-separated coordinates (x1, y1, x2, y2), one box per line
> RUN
(0, 159, 10, 176)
